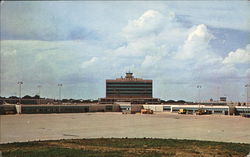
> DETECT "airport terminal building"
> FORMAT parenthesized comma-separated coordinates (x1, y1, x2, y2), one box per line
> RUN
(99, 72, 160, 104)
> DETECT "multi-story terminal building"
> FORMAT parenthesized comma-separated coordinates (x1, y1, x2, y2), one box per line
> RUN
(99, 72, 160, 104)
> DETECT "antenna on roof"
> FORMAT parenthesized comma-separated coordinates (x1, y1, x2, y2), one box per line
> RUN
(125, 71, 134, 78)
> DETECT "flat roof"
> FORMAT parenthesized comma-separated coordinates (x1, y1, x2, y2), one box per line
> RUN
(235, 106, 250, 108)
(106, 79, 152, 83)
(144, 104, 230, 109)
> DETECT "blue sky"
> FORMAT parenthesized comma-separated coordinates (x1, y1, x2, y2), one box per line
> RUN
(1, 1, 250, 101)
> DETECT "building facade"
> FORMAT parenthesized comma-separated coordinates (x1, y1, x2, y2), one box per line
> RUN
(106, 72, 152, 98)
(99, 72, 160, 104)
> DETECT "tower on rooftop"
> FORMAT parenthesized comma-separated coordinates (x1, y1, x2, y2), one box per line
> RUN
(98, 72, 160, 104)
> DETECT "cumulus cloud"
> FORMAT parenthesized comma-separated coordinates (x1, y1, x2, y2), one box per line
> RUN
(109, 9, 241, 83)
(122, 10, 176, 40)
(223, 44, 250, 64)
(110, 9, 182, 59)
(175, 24, 214, 60)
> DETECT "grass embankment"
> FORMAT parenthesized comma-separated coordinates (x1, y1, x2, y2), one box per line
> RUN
(1, 138, 249, 157)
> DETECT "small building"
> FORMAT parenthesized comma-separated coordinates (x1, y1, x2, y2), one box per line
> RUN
(220, 97, 227, 102)
(116, 102, 131, 111)
(143, 104, 230, 115)
(235, 106, 250, 115)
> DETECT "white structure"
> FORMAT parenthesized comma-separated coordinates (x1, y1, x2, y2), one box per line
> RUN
(116, 102, 131, 111)
(15, 105, 22, 114)
(143, 105, 164, 112)
(143, 104, 230, 115)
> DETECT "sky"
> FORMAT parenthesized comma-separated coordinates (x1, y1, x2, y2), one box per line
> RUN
(1, 1, 250, 102)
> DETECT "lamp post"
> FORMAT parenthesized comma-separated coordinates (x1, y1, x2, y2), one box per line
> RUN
(197, 85, 202, 109)
(37, 85, 41, 96)
(217, 86, 220, 101)
(245, 84, 250, 106)
(17, 81, 23, 104)
(58, 84, 62, 104)
(37, 85, 41, 104)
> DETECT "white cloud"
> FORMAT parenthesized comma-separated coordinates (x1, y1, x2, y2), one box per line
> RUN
(122, 10, 175, 40)
(223, 44, 250, 64)
(109, 10, 241, 83)
(141, 55, 162, 68)
(110, 10, 182, 58)
(175, 24, 214, 60)
(81, 57, 98, 68)
(186, 24, 213, 44)
(208, 64, 237, 79)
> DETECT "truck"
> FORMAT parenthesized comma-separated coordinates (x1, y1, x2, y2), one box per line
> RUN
(178, 109, 186, 114)
(196, 109, 207, 115)
(141, 109, 153, 114)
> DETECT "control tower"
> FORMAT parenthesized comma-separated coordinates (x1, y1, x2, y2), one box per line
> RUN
(99, 72, 160, 104)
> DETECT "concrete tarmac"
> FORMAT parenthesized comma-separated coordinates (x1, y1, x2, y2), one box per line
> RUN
(1, 112, 250, 144)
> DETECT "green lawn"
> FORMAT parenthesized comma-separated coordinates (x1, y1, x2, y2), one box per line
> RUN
(1, 138, 249, 157)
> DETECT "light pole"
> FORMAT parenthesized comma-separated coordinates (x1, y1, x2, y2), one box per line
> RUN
(37, 85, 41, 104)
(58, 84, 62, 104)
(197, 85, 202, 108)
(245, 84, 250, 106)
(17, 81, 23, 104)
(217, 86, 220, 101)
(37, 85, 41, 96)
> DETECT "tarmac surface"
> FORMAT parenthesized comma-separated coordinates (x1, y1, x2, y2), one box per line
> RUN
(1, 112, 250, 144)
